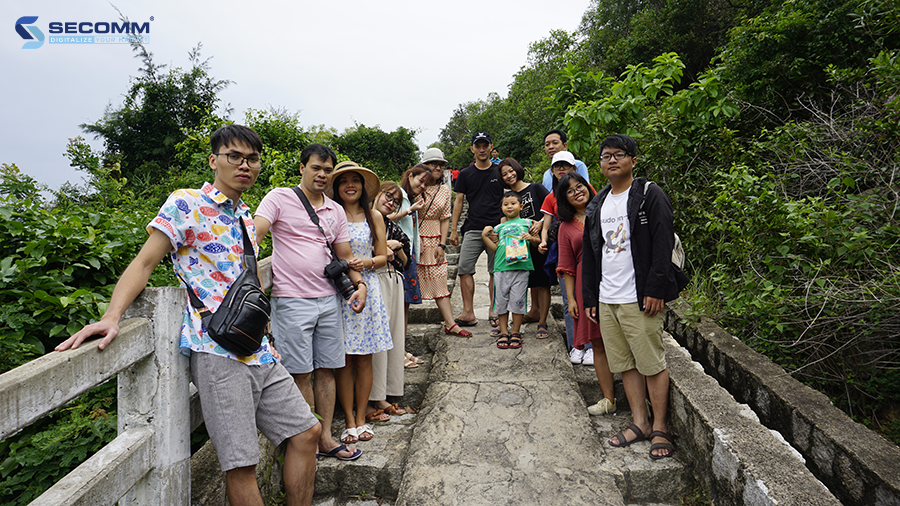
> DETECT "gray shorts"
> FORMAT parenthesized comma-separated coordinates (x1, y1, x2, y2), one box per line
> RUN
(191, 352, 319, 472)
(272, 295, 345, 374)
(492, 270, 529, 314)
(457, 229, 496, 276)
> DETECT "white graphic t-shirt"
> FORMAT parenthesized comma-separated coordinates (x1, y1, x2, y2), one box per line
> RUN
(599, 191, 637, 304)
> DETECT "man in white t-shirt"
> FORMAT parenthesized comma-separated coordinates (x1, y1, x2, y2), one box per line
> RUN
(582, 134, 688, 460)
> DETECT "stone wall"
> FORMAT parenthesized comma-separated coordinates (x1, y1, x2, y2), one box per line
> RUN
(665, 300, 900, 506)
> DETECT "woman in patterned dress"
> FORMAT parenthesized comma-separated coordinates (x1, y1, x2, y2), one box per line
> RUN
(328, 162, 393, 444)
(419, 149, 472, 337)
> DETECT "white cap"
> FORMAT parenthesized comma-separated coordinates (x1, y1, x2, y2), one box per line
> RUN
(551, 150, 576, 166)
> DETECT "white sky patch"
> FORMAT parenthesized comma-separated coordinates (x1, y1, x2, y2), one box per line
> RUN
(3, 0, 589, 188)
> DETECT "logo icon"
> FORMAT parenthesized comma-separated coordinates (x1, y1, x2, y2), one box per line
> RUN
(16, 16, 44, 49)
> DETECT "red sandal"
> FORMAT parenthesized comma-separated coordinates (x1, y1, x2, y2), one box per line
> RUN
(444, 323, 473, 337)
(508, 333, 523, 349)
(496, 334, 510, 349)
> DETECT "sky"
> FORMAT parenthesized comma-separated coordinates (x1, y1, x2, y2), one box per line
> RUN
(3, 0, 591, 190)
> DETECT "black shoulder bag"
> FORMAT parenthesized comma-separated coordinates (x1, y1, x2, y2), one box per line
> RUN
(291, 187, 357, 299)
(178, 217, 271, 356)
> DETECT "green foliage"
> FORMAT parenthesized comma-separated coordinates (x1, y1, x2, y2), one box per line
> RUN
(0, 165, 162, 371)
(579, 0, 756, 81)
(80, 43, 230, 196)
(0, 381, 117, 505)
(331, 124, 419, 182)
(719, 0, 900, 115)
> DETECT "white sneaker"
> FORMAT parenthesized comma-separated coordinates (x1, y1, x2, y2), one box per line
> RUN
(582, 348, 595, 366)
(587, 398, 617, 415)
(569, 348, 585, 364)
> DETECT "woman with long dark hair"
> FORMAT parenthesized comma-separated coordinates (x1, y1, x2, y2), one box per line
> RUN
(328, 162, 392, 444)
(555, 172, 615, 415)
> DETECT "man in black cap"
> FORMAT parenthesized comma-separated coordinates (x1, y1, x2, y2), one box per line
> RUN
(449, 132, 504, 326)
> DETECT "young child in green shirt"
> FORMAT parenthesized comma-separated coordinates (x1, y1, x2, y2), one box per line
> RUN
(482, 191, 538, 349)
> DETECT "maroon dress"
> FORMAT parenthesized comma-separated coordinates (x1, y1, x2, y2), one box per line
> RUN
(556, 219, 603, 349)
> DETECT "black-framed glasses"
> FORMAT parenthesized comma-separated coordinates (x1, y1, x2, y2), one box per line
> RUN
(566, 183, 586, 197)
(214, 152, 262, 168)
(384, 193, 401, 206)
(600, 152, 630, 162)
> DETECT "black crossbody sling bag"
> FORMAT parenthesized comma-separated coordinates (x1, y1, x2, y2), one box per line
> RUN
(177, 217, 271, 356)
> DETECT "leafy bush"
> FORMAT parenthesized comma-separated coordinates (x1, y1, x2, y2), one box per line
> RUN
(0, 381, 117, 505)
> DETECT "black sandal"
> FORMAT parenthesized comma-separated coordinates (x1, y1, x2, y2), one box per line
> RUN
(496, 334, 510, 349)
(508, 333, 523, 349)
(648, 430, 676, 459)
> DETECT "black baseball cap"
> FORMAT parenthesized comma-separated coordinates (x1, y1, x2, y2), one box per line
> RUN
(471, 132, 492, 144)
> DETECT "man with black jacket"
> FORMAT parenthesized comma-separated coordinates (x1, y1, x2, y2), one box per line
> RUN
(582, 134, 688, 460)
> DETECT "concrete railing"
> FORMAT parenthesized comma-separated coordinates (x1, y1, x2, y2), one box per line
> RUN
(665, 300, 900, 506)
(0, 258, 276, 505)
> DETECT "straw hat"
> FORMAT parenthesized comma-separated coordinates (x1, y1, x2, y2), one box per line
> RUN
(327, 161, 380, 199)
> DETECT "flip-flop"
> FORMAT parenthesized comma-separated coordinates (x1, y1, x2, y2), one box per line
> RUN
(317, 443, 362, 461)
(522, 315, 540, 323)
(536, 324, 549, 339)
(648, 430, 676, 459)
(489, 315, 500, 328)
(454, 317, 477, 327)
(609, 424, 647, 447)
(444, 323, 473, 337)
(508, 333, 523, 349)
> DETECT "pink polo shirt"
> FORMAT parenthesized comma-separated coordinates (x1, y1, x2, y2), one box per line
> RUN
(255, 187, 350, 298)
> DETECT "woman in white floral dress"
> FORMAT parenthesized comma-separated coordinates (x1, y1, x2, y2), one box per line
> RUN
(328, 162, 392, 444)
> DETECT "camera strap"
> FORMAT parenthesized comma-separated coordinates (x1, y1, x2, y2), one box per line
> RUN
(292, 186, 339, 261)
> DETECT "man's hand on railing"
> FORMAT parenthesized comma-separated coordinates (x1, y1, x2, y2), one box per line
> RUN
(55, 319, 120, 351)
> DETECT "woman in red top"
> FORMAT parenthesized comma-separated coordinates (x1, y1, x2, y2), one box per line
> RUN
(555, 173, 616, 415)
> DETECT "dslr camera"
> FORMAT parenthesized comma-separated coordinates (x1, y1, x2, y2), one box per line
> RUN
(324, 258, 356, 300)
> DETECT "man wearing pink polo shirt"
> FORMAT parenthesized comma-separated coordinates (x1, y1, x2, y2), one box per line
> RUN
(255, 144, 367, 462)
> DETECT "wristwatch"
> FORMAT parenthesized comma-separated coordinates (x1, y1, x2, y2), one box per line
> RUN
(438, 244, 446, 250)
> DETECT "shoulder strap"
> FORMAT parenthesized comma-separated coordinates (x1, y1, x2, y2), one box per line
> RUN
(176, 216, 256, 316)
(292, 186, 339, 260)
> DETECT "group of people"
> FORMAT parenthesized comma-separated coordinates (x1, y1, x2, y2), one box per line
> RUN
(447, 129, 689, 462)
(56, 123, 688, 505)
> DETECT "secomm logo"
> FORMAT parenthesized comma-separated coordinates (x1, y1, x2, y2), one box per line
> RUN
(16, 16, 44, 49)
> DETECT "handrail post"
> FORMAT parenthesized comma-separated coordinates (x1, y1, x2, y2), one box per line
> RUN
(119, 286, 192, 504)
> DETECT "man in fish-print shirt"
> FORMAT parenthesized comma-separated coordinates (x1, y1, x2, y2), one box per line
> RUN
(58, 125, 321, 506)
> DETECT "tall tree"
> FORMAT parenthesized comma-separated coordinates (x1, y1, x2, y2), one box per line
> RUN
(80, 43, 230, 192)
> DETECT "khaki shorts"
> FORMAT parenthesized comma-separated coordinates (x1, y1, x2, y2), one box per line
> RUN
(597, 302, 666, 376)
(191, 352, 319, 471)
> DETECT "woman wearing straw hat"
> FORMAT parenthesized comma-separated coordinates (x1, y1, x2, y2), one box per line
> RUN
(419, 148, 472, 337)
(328, 161, 392, 444)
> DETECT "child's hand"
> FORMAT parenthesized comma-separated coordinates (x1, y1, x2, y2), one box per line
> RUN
(538, 241, 548, 254)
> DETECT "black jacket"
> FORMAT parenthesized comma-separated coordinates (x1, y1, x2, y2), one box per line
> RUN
(582, 177, 689, 311)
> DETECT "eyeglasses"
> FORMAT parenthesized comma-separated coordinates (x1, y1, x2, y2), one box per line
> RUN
(566, 184, 586, 197)
(384, 194, 401, 206)
(600, 152, 630, 162)
(214, 153, 262, 168)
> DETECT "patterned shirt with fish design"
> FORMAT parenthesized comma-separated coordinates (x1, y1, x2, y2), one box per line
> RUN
(148, 182, 275, 365)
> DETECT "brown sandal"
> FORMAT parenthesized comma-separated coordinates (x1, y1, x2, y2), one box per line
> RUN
(365, 409, 390, 423)
(384, 403, 407, 416)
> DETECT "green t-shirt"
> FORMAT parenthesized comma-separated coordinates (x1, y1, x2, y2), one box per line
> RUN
(492, 218, 534, 272)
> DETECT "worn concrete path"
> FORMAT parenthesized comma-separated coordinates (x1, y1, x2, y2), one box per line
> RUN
(394, 252, 626, 506)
